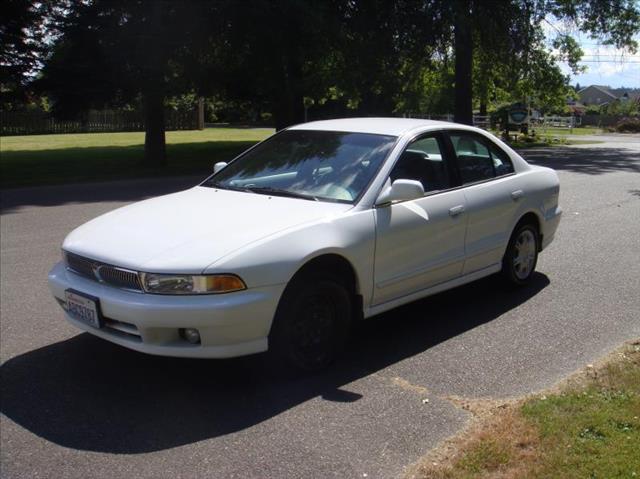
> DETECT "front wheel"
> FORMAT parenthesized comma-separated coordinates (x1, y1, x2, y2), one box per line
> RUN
(269, 277, 352, 371)
(502, 223, 539, 286)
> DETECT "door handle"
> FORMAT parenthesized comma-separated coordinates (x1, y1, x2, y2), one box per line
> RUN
(511, 190, 524, 201)
(449, 205, 465, 217)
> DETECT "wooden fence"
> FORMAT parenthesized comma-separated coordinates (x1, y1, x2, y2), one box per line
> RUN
(1, 107, 202, 136)
(532, 116, 580, 129)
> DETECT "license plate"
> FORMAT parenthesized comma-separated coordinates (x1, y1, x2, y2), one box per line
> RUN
(65, 289, 103, 328)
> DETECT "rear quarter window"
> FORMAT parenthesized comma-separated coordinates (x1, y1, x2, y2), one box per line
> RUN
(489, 144, 515, 176)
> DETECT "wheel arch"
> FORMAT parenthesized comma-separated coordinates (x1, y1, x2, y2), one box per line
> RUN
(283, 253, 364, 322)
(514, 211, 543, 251)
(290, 253, 360, 295)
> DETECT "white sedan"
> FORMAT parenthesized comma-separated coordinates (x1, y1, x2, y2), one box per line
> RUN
(48, 118, 562, 370)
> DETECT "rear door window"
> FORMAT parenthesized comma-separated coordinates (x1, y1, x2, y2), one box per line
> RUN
(450, 134, 495, 184)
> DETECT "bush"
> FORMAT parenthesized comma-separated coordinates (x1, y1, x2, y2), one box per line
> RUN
(585, 104, 602, 115)
(614, 118, 640, 133)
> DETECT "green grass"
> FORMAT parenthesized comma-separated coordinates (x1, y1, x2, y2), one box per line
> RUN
(508, 138, 604, 149)
(0, 128, 273, 189)
(0, 125, 607, 189)
(534, 126, 603, 136)
(455, 440, 512, 475)
(488, 126, 604, 149)
(416, 342, 640, 479)
(522, 347, 640, 479)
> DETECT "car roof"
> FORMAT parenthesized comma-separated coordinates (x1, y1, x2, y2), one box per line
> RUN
(288, 117, 472, 137)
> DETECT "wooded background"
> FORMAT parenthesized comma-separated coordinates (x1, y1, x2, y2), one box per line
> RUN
(2, 0, 639, 162)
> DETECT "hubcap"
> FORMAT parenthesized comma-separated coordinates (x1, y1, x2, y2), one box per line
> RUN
(513, 229, 536, 280)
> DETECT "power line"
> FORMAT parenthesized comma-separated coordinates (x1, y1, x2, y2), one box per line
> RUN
(578, 60, 640, 63)
(580, 59, 640, 61)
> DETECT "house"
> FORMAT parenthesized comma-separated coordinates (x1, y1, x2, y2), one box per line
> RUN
(578, 85, 640, 107)
(577, 85, 618, 106)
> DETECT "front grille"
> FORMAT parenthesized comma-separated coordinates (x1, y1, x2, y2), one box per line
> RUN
(97, 265, 141, 290)
(64, 252, 143, 292)
(65, 252, 95, 279)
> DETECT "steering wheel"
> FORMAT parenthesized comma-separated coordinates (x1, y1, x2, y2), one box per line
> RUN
(316, 184, 354, 201)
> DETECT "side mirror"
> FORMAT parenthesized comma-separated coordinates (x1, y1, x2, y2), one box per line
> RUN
(213, 161, 228, 174)
(376, 179, 424, 206)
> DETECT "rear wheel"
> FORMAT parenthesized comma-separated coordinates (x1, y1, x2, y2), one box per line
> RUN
(502, 222, 539, 286)
(269, 276, 352, 371)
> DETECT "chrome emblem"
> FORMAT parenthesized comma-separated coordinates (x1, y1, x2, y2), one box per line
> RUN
(93, 263, 105, 282)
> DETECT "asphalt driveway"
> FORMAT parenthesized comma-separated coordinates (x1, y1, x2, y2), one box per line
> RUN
(1, 134, 639, 478)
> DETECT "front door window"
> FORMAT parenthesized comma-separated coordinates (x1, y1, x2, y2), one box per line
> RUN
(390, 135, 451, 194)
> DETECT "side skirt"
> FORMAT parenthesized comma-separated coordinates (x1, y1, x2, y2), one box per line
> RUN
(363, 263, 501, 319)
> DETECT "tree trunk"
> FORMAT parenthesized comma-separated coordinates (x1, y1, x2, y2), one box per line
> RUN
(273, 91, 305, 131)
(141, 0, 166, 166)
(273, 53, 305, 131)
(454, 0, 473, 125)
(143, 86, 166, 166)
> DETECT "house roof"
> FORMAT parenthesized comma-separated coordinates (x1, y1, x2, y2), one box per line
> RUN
(578, 85, 617, 99)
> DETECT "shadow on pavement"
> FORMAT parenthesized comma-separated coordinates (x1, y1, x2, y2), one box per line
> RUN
(1, 273, 549, 454)
(0, 176, 204, 214)
(520, 146, 640, 175)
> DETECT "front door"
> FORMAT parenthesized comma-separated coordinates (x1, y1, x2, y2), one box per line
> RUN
(373, 134, 467, 305)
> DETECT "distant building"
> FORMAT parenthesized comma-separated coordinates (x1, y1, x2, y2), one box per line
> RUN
(578, 85, 640, 107)
(577, 85, 618, 106)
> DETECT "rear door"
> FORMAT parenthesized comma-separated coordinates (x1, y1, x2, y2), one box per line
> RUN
(373, 133, 467, 305)
(446, 131, 525, 274)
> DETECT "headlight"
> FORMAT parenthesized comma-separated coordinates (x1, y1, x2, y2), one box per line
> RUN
(140, 273, 246, 295)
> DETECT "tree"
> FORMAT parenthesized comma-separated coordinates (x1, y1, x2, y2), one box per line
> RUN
(204, 0, 340, 131)
(451, 0, 640, 123)
(22, 0, 640, 148)
(0, 0, 63, 110)
(38, 0, 217, 165)
(331, 0, 444, 117)
(210, 1, 447, 128)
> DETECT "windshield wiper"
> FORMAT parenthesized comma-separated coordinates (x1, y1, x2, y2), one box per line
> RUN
(204, 181, 319, 201)
(203, 181, 244, 192)
(243, 186, 319, 201)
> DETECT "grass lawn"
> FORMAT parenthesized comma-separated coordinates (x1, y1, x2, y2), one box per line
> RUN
(0, 128, 273, 189)
(488, 126, 604, 149)
(510, 138, 605, 149)
(415, 341, 640, 479)
(0, 125, 605, 189)
(535, 126, 603, 136)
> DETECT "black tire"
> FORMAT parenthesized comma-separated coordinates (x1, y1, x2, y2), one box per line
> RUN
(502, 222, 539, 286)
(269, 276, 352, 372)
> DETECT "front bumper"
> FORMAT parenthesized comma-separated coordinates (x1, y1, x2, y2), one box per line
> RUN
(48, 262, 285, 358)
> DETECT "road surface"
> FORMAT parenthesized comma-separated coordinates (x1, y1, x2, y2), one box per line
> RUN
(1, 135, 639, 478)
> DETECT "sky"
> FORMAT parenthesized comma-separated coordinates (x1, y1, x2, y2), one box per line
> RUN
(544, 20, 640, 89)
(560, 37, 640, 89)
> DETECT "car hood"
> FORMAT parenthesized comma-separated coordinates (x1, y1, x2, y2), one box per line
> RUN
(63, 186, 351, 273)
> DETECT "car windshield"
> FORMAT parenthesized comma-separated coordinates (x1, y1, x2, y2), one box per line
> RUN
(203, 130, 397, 203)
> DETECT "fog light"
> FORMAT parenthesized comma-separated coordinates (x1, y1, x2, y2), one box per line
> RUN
(180, 328, 201, 345)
